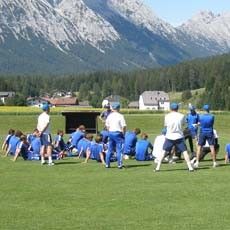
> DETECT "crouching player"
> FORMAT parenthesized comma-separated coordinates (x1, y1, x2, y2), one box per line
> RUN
(84, 135, 106, 165)
(135, 133, 153, 161)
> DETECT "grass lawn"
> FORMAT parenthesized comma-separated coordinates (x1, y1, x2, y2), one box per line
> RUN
(0, 111, 230, 230)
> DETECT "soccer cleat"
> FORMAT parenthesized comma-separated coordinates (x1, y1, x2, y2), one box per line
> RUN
(118, 165, 123, 169)
(153, 168, 160, 172)
(41, 161, 46, 165)
(188, 169, 195, 172)
(48, 162, 55, 166)
(193, 161, 199, 169)
(105, 165, 110, 168)
(213, 162, 218, 168)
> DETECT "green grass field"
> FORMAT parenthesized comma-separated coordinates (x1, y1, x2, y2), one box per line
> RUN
(1, 109, 230, 230)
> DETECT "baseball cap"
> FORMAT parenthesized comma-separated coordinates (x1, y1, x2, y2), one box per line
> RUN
(41, 103, 50, 111)
(203, 104, 210, 111)
(170, 102, 179, 110)
(111, 102, 120, 110)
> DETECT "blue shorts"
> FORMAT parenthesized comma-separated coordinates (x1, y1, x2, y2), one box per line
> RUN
(163, 138, 187, 153)
(40, 133, 52, 146)
(198, 132, 215, 146)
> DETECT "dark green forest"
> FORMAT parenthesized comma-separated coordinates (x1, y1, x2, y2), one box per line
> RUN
(0, 53, 230, 109)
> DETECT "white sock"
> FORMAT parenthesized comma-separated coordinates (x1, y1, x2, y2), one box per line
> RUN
(155, 151, 165, 170)
(183, 151, 194, 170)
(48, 156, 52, 164)
(41, 156, 45, 163)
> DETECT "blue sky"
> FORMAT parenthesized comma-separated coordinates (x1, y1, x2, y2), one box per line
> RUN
(143, 0, 230, 26)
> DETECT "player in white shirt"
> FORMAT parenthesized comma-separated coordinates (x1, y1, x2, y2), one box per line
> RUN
(154, 103, 194, 172)
(105, 102, 126, 169)
(37, 103, 54, 166)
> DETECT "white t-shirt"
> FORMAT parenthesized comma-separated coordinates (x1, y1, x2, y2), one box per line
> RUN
(106, 111, 126, 132)
(152, 134, 165, 159)
(37, 112, 50, 134)
(164, 111, 185, 140)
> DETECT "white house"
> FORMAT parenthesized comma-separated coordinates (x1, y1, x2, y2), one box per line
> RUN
(139, 91, 170, 111)
(0, 91, 15, 104)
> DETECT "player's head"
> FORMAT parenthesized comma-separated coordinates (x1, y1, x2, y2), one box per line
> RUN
(104, 103, 111, 110)
(141, 133, 148, 140)
(78, 125, 86, 132)
(111, 102, 120, 111)
(203, 104, 210, 112)
(41, 103, 50, 112)
(95, 135, 102, 143)
(170, 102, 179, 111)
(134, 128, 141, 135)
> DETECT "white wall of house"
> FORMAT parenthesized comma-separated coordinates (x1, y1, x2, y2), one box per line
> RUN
(139, 95, 158, 110)
(159, 101, 170, 111)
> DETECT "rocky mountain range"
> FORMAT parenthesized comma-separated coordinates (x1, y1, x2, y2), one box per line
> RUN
(0, 0, 229, 74)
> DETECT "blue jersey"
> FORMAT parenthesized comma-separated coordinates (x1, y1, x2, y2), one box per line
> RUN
(5, 134, 13, 145)
(100, 130, 109, 144)
(54, 135, 66, 151)
(8, 135, 20, 155)
(123, 131, 137, 155)
(135, 139, 153, 161)
(77, 138, 91, 154)
(225, 144, 230, 154)
(30, 137, 41, 155)
(186, 112, 199, 132)
(199, 113, 214, 134)
(17, 141, 30, 160)
(90, 142, 104, 160)
(27, 134, 36, 144)
(71, 131, 85, 147)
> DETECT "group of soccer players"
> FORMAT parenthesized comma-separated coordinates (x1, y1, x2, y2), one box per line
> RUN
(2, 101, 230, 171)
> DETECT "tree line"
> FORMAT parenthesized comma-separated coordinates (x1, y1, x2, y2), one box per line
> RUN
(0, 53, 229, 109)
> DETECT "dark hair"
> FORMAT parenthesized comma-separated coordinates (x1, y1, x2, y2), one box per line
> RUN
(15, 130, 23, 137)
(8, 128, 15, 135)
(95, 135, 102, 143)
(141, 133, 148, 139)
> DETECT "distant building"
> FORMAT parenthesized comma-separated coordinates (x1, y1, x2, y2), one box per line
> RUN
(0, 91, 15, 104)
(26, 97, 50, 107)
(139, 91, 170, 110)
(128, 101, 139, 109)
(46, 97, 78, 107)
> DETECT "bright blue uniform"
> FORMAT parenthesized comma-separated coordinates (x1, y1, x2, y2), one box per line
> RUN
(70, 130, 85, 148)
(100, 130, 109, 144)
(135, 139, 153, 161)
(186, 112, 199, 137)
(28, 137, 41, 160)
(198, 113, 215, 146)
(90, 142, 104, 161)
(225, 144, 230, 160)
(123, 131, 138, 156)
(77, 138, 91, 158)
(27, 134, 36, 145)
(8, 135, 20, 155)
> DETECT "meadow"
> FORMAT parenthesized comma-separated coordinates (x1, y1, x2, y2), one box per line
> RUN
(0, 107, 230, 230)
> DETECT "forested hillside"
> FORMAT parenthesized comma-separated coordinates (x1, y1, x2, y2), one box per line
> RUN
(0, 53, 229, 109)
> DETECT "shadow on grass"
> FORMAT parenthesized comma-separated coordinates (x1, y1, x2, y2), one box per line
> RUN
(157, 166, 210, 172)
(55, 161, 81, 165)
(124, 163, 152, 168)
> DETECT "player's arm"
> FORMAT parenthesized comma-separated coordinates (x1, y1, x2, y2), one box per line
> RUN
(4, 144, 11, 157)
(13, 144, 22, 161)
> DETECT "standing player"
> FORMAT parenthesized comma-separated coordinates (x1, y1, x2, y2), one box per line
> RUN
(185, 105, 199, 158)
(99, 104, 111, 123)
(194, 104, 217, 168)
(37, 103, 54, 166)
(105, 102, 126, 169)
(154, 103, 194, 172)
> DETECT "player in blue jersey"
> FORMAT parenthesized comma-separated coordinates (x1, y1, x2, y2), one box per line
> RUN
(225, 143, 230, 164)
(99, 104, 112, 124)
(27, 128, 39, 145)
(194, 104, 217, 168)
(13, 135, 30, 161)
(84, 135, 106, 165)
(2, 128, 15, 152)
(100, 128, 109, 144)
(135, 133, 153, 161)
(53, 130, 68, 158)
(123, 128, 141, 159)
(77, 133, 93, 158)
(28, 129, 41, 160)
(105, 102, 126, 169)
(69, 125, 86, 151)
(185, 105, 199, 158)
(5, 130, 23, 156)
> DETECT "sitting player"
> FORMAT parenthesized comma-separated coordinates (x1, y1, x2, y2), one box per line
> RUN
(135, 133, 153, 161)
(5, 130, 23, 156)
(27, 128, 39, 145)
(13, 135, 30, 161)
(28, 129, 41, 160)
(123, 128, 141, 159)
(84, 135, 106, 165)
(2, 128, 15, 152)
(53, 130, 68, 158)
(77, 133, 93, 158)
